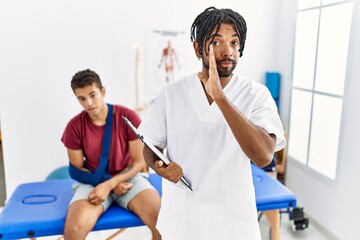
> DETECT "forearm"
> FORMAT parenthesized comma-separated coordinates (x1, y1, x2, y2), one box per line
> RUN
(143, 145, 161, 172)
(74, 165, 91, 172)
(67, 149, 91, 172)
(215, 95, 276, 167)
(105, 160, 145, 190)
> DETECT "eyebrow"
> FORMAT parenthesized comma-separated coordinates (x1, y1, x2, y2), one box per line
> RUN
(76, 90, 96, 100)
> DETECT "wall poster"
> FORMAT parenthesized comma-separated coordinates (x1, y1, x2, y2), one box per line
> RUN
(144, 29, 188, 103)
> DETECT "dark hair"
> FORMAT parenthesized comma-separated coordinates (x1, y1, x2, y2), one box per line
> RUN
(190, 7, 247, 57)
(71, 69, 103, 91)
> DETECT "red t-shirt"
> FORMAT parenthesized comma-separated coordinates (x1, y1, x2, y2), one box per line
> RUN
(61, 104, 141, 175)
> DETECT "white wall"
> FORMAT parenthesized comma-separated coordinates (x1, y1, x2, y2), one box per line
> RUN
(0, 0, 282, 196)
(283, 1, 360, 239)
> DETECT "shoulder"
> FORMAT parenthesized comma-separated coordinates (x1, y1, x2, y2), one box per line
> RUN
(112, 104, 137, 115)
(62, 111, 87, 145)
(235, 75, 270, 96)
(111, 104, 141, 126)
(163, 73, 198, 91)
(66, 111, 87, 127)
(112, 104, 139, 117)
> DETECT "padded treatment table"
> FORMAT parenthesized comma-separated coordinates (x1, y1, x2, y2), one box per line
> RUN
(0, 165, 296, 239)
(252, 164, 296, 211)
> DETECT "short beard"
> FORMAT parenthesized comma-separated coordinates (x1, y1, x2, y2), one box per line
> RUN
(202, 58, 237, 78)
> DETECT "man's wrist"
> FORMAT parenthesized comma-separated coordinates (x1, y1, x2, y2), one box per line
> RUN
(214, 92, 227, 103)
(105, 178, 120, 190)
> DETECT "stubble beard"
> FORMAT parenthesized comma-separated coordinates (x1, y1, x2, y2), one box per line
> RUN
(202, 58, 237, 78)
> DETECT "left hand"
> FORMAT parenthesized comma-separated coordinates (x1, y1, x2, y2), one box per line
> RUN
(112, 182, 134, 196)
(197, 45, 224, 101)
(154, 160, 183, 183)
(88, 182, 111, 205)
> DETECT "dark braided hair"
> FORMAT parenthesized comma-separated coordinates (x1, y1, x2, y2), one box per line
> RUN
(71, 69, 103, 92)
(190, 7, 247, 57)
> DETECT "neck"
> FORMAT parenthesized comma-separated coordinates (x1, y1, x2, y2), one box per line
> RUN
(219, 75, 233, 88)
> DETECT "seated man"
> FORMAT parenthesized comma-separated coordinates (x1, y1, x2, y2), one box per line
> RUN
(61, 69, 161, 240)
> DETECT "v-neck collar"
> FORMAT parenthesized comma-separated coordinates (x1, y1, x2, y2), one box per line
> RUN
(190, 74, 239, 121)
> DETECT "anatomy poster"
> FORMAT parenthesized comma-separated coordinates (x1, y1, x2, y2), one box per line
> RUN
(144, 29, 188, 103)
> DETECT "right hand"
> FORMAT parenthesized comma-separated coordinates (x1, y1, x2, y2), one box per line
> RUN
(88, 182, 112, 205)
(154, 160, 183, 183)
(197, 45, 224, 101)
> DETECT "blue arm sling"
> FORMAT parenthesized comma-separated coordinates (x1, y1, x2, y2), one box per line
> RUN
(68, 103, 113, 186)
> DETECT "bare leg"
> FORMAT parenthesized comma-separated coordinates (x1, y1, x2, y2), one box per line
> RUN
(128, 189, 162, 240)
(64, 200, 104, 240)
(264, 210, 280, 240)
(264, 171, 280, 240)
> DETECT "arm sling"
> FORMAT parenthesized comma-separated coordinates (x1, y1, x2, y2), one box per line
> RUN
(68, 103, 113, 186)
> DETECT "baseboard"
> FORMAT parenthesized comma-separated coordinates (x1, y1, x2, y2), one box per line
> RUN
(307, 214, 340, 240)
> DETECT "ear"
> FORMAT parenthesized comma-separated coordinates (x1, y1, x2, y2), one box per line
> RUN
(193, 41, 201, 59)
(101, 87, 106, 97)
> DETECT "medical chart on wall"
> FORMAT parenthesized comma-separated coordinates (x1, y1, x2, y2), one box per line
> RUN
(144, 29, 188, 103)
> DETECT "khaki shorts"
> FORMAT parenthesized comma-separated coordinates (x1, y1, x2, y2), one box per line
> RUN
(69, 173, 155, 210)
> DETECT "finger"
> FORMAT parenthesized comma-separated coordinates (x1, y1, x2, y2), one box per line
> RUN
(208, 45, 219, 82)
(124, 183, 134, 189)
(167, 163, 183, 182)
(197, 72, 204, 80)
(89, 197, 97, 204)
(88, 192, 94, 200)
(209, 45, 217, 71)
(168, 167, 182, 181)
(89, 194, 98, 202)
(155, 160, 164, 168)
(197, 72, 207, 85)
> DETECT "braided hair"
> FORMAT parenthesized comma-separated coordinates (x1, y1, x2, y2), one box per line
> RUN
(71, 69, 103, 92)
(190, 7, 247, 57)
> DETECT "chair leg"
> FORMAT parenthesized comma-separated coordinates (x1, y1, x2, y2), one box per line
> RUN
(105, 228, 127, 240)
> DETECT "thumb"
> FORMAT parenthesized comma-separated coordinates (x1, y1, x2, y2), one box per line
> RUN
(124, 182, 133, 189)
(155, 160, 164, 168)
(197, 72, 207, 85)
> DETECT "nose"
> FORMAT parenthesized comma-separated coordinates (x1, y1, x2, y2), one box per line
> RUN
(85, 98, 93, 107)
(221, 43, 233, 58)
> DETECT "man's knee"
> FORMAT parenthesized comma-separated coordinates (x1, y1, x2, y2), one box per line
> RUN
(64, 200, 104, 237)
(130, 189, 160, 207)
(128, 189, 161, 221)
(64, 220, 85, 236)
